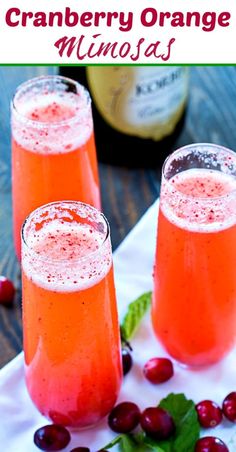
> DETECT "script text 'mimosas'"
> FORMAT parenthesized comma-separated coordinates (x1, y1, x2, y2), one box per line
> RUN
(54, 34, 176, 62)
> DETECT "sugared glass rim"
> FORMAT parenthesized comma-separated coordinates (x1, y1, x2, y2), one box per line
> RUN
(162, 143, 236, 201)
(21, 200, 110, 264)
(11, 75, 91, 129)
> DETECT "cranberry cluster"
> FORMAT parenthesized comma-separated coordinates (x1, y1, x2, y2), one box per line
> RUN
(108, 401, 175, 440)
(107, 391, 233, 452)
(194, 392, 236, 451)
(105, 356, 235, 452)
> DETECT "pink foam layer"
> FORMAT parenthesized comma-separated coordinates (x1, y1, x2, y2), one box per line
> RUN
(161, 169, 236, 232)
(22, 220, 111, 292)
(12, 91, 93, 154)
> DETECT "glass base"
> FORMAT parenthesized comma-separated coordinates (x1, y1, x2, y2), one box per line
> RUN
(170, 348, 232, 370)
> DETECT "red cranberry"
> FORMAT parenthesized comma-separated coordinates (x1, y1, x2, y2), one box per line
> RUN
(108, 401, 140, 433)
(195, 436, 229, 451)
(196, 400, 222, 428)
(140, 407, 175, 440)
(70, 449, 90, 452)
(122, 349, 133, 376)
(222, 392, 236, 422)
(0, 276, 15, 305)
(34, 424, 71, 451)
(143, 357, 174, 384)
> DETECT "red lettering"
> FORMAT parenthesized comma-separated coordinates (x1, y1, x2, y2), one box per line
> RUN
(202, 12, 216, 32)
(48, 12, 63, 27)
(119, 42, 131, 57)
(22, 12, 34, 27)
(89, 44, 118, 58)
(119, 12, 133, 32)
(171, 12, 185, 27)
(185, 12, 201, 27)
(33, 12, 46, 27)
(5, 8, 20, 27)
(159, 12, 171, 27)
(76, 35, 88, 60)
(218, 12, 231, 27)
(80, 12, 93, 27)
(94, 12, 106, 26)
(94, 40, 119, 58)
(161, 37, 175, 61)
(87, 33, 118, 59)
(64, 7, 79, 27)
(54, 35, 81, 57)
(140, 8, 157, 27)
(144, 40, 161, 58)
(130, 38, 145, 61)
(107, 12, 119, 27)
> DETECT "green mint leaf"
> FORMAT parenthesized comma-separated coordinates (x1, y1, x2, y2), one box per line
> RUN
(103, 434, 138, 452)
(120, 291, 152, 341)
(159, 393, 200, 452)
(152, 439, 172, 452)
(133, 432, 164, 451)
(144, 435, 171, 452)
(142, 436, 166, 452)
(102, 393, 200, 452)
(103, 435, 123, 448)
(133, 431, 146, 444)
(118, 434, 138, 452)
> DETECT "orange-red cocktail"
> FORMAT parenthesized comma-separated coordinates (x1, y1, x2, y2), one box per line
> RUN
(22, 201, 122, 428)
(12, 76, 100, 260)
(153, 144, 236, 366)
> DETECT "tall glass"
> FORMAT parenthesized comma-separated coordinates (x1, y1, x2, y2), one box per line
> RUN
(12, 76, 101, 260)
(152, 144, 236, 367)
(21, 201, 122, 428)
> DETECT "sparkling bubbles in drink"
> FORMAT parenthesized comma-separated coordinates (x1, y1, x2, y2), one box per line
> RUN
(152, 144, 236, 367)
(22, 201, 122, 428)
(12, 76, 100, 260)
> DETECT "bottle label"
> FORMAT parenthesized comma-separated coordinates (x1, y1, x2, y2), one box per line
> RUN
(86, 66, 188, 140)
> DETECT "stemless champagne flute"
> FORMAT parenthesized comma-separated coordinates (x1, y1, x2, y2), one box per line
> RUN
(152, 143, 236, 367)
(21, 201, 122, 428)
(12, 76, 101, 260)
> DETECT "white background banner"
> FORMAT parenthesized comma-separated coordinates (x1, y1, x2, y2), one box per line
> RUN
(0, 0, 235, 64)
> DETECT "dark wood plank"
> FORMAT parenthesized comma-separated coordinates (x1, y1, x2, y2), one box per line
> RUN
(1, 66, 236, 368)
(0, 67, 56, 367)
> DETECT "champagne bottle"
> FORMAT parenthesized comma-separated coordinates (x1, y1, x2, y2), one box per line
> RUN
(59, 66, 189, 167)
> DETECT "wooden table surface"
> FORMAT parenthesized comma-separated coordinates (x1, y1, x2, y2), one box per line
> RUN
(0, 65, 236, 369)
